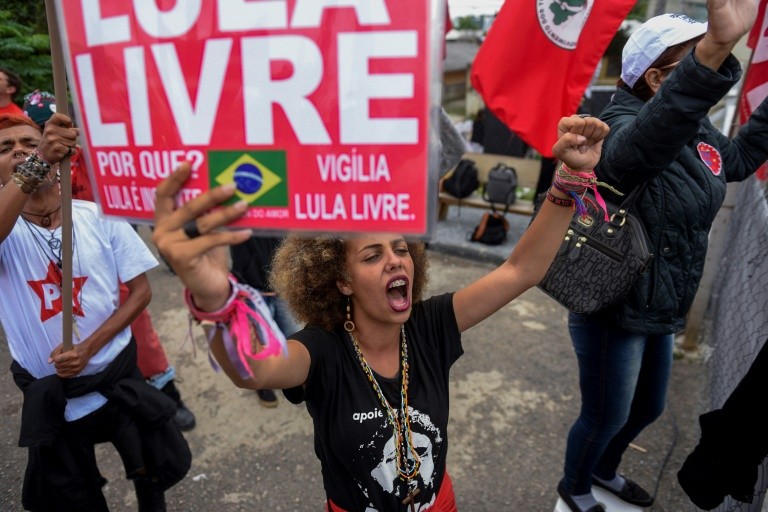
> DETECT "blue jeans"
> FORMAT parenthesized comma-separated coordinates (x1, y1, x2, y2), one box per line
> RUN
(262, 295, 302, 339)
(562, 312, 674, 495)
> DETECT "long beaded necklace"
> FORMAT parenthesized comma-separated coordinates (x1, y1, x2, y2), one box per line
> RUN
(348, 325, 422, 500)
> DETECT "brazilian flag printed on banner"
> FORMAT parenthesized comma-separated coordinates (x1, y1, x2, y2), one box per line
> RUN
(208, 150, 288, 206)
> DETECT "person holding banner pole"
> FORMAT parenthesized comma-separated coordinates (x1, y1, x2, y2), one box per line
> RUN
(556, 1, 768, 511)
(22, 89, 198, 432)
(152, 115, 608, 511)
(0, 113, 190, 511)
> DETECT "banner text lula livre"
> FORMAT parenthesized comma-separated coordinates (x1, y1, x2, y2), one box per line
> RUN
(59, 0, 436, 233)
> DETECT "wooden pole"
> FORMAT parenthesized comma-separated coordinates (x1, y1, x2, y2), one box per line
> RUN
(44, 0, 73, 351)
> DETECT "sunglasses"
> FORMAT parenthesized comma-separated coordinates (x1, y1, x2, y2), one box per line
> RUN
(657, 60, 682, 72)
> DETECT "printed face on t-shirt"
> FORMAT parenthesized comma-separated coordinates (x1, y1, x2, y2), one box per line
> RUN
(371, 430, 435, 493)
(347, 402, 442, 510)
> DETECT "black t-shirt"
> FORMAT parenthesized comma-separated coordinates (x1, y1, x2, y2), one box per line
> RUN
(285, 293, 462, 511)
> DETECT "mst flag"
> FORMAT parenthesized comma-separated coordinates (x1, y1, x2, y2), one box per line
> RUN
(740, 0, 768, 180)
(471, 0, 635, 157)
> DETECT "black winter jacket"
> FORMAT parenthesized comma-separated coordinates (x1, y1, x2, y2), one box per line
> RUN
(596, 50, 768, 334)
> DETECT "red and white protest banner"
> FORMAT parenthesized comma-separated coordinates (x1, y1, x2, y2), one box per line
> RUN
(740, 0, 768, 181)
(54, 0, 444, 234)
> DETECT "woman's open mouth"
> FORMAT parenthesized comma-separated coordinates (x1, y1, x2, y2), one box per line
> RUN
(386, 277, 410, 312)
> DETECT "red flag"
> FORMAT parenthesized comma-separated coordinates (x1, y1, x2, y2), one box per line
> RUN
(740, 0, 768, 180)
(740, 0, 768, 123)
(471, 0, 636, 157)
(443, 3, 453, 60)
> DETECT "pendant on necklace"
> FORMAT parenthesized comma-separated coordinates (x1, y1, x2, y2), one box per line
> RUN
(40, 215, 52, 228)
(402, 486, 420, 512)
(73, 317, 82, 342)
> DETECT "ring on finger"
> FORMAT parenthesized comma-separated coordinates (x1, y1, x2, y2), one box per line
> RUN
(183, 220, 202, 239)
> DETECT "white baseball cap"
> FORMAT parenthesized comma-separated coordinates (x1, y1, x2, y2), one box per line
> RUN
(621, 13, 707, 88)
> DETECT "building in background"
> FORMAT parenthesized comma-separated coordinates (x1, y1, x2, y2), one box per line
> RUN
(442, 35, 481, 117)
(646, 0, 707, 20)
(442, 1, 748, 145)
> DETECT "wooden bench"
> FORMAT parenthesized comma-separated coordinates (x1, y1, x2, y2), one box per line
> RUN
(438, 153, 542, 220)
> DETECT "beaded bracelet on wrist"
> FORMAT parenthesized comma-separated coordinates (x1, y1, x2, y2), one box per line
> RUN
(15, 151, 52, 180)
(545, 189, 575, 208)
(11, 173, 42, 194)
(553, 164, 623, 221)
(10, 151, 52, 194)
(184, 275, 288, 379)
(185, 276, 240, 323)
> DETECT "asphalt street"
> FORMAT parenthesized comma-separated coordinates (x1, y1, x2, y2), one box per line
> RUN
(0, 211, 708, 511)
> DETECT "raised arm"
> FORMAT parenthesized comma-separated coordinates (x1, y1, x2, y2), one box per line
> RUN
(0, 114, 77, 243)
(152, 165, 311, 390)
(696, 0, 757, 71)
(452, 115, 609, 332)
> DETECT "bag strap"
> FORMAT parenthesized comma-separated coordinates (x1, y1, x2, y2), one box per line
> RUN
(491, 202, 510, 216)
(485, 194, 511, 214)
(616, 180, 649, 211)
(596, 181, 650, 228)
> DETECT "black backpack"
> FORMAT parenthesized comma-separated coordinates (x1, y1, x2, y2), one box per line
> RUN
(469, 211, 509, 245)
(482, 163, 517, 208)
(442, 159, 479, 199)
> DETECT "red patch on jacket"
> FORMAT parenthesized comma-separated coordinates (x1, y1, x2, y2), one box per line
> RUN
(757, 163, 768, 182)
(697, 142, 722, 176)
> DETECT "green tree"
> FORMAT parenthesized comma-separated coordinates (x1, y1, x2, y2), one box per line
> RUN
(2, 0, 48, 31)
(599, 1, 649, 79)
(0, 2, 53, 104)
(454, 15, 483, 31)
(626, 0, 649, 21)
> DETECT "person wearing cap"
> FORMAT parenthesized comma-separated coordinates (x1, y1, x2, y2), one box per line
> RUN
(22, 90, 57, 127)
(556, 2, 768, 512)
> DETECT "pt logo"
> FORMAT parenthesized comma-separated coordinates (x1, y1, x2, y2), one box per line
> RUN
(208, 150, 289, 206)
(537, 0, 593, 49)
(27, 260, 87, 322)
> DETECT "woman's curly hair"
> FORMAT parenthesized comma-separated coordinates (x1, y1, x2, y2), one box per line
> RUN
(269, 236, 429, 331)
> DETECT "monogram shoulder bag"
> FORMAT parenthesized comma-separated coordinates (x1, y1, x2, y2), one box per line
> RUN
(534, 183, 653, 314)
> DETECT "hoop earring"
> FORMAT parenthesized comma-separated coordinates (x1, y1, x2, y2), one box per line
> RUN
(344, 296, 355, 333)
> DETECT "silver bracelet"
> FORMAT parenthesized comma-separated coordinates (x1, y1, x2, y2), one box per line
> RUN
(10, 152, 53, 194)
(11, 173, 41, 194)
(14, 151, 51, 182)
